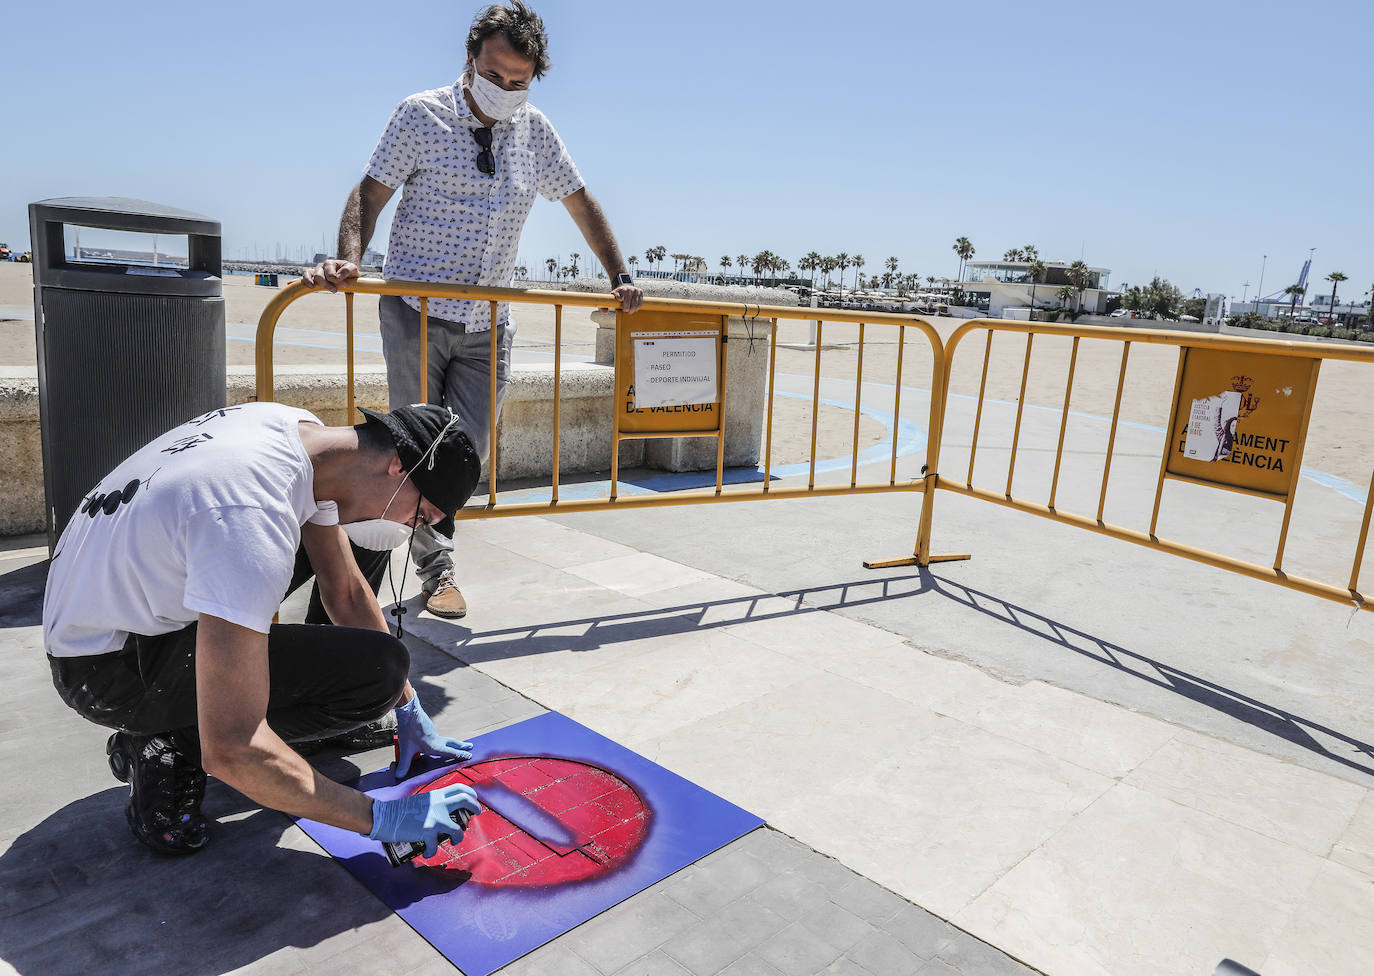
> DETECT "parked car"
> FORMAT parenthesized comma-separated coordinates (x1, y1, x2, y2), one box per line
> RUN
(1109, 308, 1129, 318)
(0, 244, 11, 261)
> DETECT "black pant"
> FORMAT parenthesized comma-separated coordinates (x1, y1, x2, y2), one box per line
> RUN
(48, 541, 407, 756)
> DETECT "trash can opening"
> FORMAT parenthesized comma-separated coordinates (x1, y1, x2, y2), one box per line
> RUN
(61, 226, 191, 271)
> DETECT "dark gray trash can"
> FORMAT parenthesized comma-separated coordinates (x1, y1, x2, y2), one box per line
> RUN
(29, 196, 226, 550)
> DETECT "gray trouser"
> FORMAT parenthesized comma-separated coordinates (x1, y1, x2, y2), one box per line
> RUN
(378, 294, 512, 586)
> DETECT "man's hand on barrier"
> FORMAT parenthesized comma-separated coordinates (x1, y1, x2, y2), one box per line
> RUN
(613, 282, 644, 315)
(368, 783, 481, 856)
(394, 695, 474, 779)
(302, 259, 360, 293)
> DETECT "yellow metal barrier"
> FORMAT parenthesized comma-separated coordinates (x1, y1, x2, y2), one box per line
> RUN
(933, 319, 1374, 611)
(257, 285, 1374, 612)
(256, 279, 950, 547)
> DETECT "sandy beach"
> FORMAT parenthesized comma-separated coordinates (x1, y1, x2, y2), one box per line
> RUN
(2, 261, 1368, 489)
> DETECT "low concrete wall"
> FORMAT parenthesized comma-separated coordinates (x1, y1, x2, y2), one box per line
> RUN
(0, 369, 44, 537)
(0, 362, 646, 536)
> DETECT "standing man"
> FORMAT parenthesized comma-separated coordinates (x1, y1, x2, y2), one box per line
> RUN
(44, 402, 485, 856)
(305, 1, 643, 619)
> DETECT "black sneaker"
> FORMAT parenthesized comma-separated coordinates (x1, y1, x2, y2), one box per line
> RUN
(108, 732, 208, 855)
(294, 710, 398, 756)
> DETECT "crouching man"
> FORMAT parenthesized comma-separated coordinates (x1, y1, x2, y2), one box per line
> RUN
(43, 401, 483, 856)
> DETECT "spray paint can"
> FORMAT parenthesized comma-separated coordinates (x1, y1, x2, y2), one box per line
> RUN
(383, 808, 472, 867)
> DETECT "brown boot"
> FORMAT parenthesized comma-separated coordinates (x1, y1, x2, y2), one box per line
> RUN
(425, 569, 468, 618)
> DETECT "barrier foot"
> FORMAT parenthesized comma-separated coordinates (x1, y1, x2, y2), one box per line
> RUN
(863, 553, 972, 569)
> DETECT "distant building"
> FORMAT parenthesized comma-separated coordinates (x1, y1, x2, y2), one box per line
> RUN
(1231, 295, 1367, 322)
(959, 260, 1117, 316)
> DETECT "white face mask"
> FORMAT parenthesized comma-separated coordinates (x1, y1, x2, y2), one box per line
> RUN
(340, 467, 419, 551)
(342, 518, 414, 552)
(466, 64, 529, 121)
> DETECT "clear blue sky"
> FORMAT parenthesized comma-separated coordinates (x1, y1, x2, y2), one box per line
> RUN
(5, 0, 1370, 302)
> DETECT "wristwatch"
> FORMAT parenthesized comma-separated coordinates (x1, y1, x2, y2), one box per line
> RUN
(613, 272, 634, 288)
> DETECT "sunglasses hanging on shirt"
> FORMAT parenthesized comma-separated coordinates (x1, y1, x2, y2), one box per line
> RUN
(472, 126, 494, 176)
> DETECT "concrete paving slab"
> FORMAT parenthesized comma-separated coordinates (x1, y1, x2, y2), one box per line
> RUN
(566, 553, 720, 598)
(463, 517, 641, 571)
(1122, 728, 1367, 855)
(953, 783, 1326, 976)
(1331, 790, 1374, 877)
(519, 626, 824, 744)
(1260, 860, 1374, 976)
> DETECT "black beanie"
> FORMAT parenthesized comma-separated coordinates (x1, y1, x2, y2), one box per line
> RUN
(359, 405, 480, 537)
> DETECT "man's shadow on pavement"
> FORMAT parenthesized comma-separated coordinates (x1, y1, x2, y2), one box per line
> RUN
(0, 775, 415, 976)
(0, 559, 48, 629)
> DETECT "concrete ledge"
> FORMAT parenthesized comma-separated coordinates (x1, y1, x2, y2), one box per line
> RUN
(0, 362, 653, 535)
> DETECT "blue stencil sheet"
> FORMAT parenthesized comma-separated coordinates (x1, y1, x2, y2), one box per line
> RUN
(296, 711, 763, 976)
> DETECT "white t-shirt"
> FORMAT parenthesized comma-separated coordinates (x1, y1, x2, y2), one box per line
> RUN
(365, 82, 585, 328)
(43, 403, 339, 658)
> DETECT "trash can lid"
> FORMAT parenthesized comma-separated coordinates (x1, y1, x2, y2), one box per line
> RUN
(30, 197, 220, 236)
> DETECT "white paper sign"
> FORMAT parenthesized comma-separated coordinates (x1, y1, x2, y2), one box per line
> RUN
(1184, 390, 1242, 462)
(632, 333, 718, 409)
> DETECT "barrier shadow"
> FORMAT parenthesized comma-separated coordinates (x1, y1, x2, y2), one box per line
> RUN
(422, 567, 1374, 781)
(922, 570, 1374, 780)
(425, 572, 936, 665)
(0, 559, 48, 630)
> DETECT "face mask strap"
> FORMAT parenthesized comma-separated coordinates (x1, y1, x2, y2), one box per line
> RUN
(385, 493, 426, 639)
(382, 410, 458, 638)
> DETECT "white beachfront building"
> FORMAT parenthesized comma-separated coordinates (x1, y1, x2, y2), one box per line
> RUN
(958, 260, 1117, 317)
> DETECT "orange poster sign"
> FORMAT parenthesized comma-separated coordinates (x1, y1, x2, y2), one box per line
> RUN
(615, 310, 724, 434)
(1165, 347, 1317, 498)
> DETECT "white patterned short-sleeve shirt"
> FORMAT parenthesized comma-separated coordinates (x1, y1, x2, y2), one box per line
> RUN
(365, 82, 585, 329)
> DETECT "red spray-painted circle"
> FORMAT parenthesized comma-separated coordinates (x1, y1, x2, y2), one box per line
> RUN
(407, 756, 650, 887)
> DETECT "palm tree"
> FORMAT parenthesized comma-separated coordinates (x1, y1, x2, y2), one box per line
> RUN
(1056, 285, 1075, 309)
(1023, 245, 1039, 261)
(800, 251, 822, 291)
(1003, 248, 1023, 262)
(569, 252, 581, 278)
(1027, 259, 1046, 312)
(737, 254, 749, 279)
(952, 237, 974, 281)
(834, 253, 850, 296)
(1066, 260, 1092, 312)
(514, 265, 527, 280)
(1326, 271, 1348, 325)
(627, 255, 638, 275)
(852, 255, 865, 293)
(821, 256, 838, 291)
(544, 257, 557, 280)
(720, 255, 732, 276)
(1283, 283, 1304, 321)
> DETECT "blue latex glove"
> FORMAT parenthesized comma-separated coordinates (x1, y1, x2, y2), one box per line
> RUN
(367, 783, 482, 856)
(394, 695, 473, 779)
